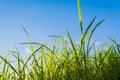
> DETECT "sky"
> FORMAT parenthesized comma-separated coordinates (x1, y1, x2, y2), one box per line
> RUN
(0, 0, 120, 57)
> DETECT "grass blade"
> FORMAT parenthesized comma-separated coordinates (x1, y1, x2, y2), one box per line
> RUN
(0, 55, 18, 75)
(77, 0, 83, 34)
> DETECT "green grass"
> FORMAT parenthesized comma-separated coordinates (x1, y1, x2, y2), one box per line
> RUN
(0, 0, 120, 80)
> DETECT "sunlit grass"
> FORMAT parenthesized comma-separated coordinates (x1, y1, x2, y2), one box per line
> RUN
(0, 0, 120, 80)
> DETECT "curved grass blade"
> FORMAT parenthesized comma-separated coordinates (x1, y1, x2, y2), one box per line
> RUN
(86, 18, 105, 54)
(79, 16, 96, 53)
(22, 26, 30, 39)
(66, 29, 77, 56)
(22, 46, 42, 71)
(22, 26, 35, 54)
(0, 55, 18, 75)
(108, 36, 120, 47)
(20, 42, 54, 54)
(66, 29, 81, 70)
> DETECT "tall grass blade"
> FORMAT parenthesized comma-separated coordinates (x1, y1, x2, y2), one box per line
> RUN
(87, 18, 105, 54)
(77, 0, 83, 34)
(66, 29, 78, 56)
(80, 16, 96, 53)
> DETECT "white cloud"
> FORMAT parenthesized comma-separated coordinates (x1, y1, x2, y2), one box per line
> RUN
(94, 41, 101, 46)
(25, 48, 32, 54)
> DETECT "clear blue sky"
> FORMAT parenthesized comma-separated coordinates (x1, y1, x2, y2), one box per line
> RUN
(0, 0, 120, 56)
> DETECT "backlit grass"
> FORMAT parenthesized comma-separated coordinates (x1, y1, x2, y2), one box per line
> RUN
(0, 0, 120, 80)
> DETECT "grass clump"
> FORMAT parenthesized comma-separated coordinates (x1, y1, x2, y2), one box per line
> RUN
(0, 0, 120, 80)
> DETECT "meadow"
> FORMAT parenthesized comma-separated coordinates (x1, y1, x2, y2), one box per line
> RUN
(0, 0, 120, 80)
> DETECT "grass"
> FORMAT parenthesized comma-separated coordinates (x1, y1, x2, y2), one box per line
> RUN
(0, 0, 120, 80)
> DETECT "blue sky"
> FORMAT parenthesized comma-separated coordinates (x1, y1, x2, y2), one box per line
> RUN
(0, 0, 120, 56)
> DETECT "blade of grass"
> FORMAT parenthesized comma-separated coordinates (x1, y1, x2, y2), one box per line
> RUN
(87, 18, 105, 54)
(79, 16, 96, 54)
(77, 0, 83, 34)
(0, 55, 18, 75)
